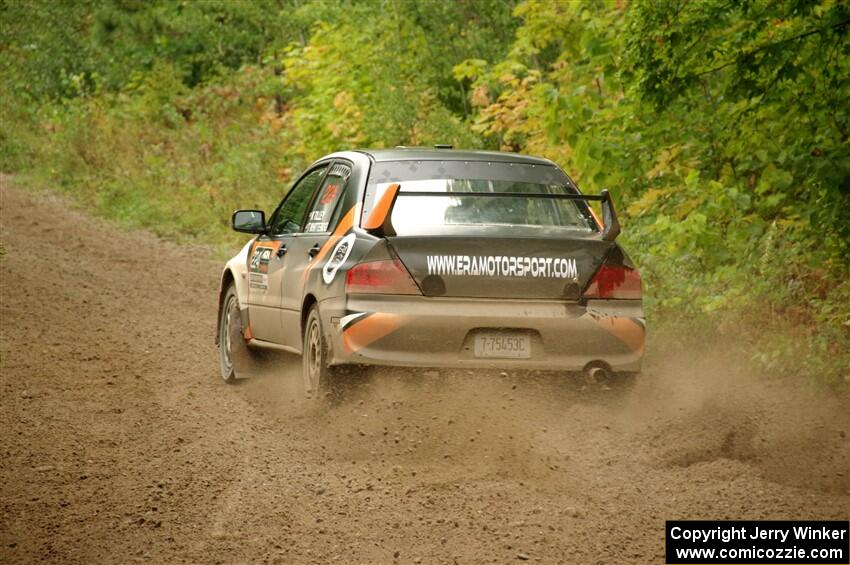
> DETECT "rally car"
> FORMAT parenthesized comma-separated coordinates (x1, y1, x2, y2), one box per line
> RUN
(216, 148, 644, 394)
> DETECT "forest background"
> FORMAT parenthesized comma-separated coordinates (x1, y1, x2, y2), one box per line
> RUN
(1, 0, 848, 383)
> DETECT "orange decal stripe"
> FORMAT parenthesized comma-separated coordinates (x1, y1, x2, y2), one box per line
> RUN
(250, 240, 283, 253)
(592, 317, 645, 354)
(342, 313, 411, 353)
(362, 183, 400, 230)
(248, 240, 283, 266)
(589, 206, 603, 229)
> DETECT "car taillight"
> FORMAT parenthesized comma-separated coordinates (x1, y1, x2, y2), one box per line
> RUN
(583, 264, 642, 299)
(345, 259, 421, 295)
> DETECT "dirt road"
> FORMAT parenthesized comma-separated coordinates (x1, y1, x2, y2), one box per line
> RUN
(1, 179, 847, 564)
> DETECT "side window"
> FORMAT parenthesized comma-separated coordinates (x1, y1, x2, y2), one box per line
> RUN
(304, 162, 351, 233)
(269, 165, 328, 235)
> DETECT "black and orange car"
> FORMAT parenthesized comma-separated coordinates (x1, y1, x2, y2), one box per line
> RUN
(216, 148, 644, 394)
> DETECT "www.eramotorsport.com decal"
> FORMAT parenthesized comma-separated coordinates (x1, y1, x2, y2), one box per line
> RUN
(426, 254, 579, 280)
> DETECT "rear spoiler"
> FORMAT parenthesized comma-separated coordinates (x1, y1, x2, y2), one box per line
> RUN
(363, 186, 621, 241)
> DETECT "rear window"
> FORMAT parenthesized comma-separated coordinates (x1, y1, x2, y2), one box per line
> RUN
(362, 160, 598, 237)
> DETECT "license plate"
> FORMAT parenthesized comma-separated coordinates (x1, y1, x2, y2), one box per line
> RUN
(474, 333, 531, 359)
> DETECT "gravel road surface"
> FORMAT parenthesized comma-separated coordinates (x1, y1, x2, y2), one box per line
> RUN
(1, 179, 847, 563)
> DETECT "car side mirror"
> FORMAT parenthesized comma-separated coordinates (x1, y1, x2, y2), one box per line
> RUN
(232, 210, 266, 234)
(600, 189, 620, 242)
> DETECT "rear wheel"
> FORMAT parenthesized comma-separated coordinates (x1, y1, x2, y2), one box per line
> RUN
(302, 304, 334, 398)
(218, 283, 263, 383)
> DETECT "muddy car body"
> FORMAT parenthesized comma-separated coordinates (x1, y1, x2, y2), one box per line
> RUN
(217, 148, 645, 392)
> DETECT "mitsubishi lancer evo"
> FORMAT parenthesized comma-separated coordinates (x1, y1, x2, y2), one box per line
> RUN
(216, 148, 644, 395)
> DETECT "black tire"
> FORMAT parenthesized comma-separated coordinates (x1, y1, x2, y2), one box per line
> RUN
(218, 283, 263, 383)
(302, 303, 335, 399)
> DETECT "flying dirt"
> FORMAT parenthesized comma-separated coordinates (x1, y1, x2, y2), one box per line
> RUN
(1, 179, 847, 563)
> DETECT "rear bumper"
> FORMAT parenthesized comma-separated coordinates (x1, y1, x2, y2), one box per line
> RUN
(322, 295, 644, 372)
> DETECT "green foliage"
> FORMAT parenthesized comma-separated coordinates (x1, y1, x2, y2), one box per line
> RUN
(1, 0, 96, 101)
(276, 0, 517, 159)
(455, 0, 849, 383)
(0, 0, 847, 383)
(90, 0, 304, 88)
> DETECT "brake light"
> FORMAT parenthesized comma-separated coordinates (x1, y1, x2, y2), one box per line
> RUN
(583, 264, 642, 299)
(345, 259, 421, 295)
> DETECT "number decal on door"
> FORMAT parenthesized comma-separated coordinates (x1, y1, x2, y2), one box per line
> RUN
(249, 246, 274, 293)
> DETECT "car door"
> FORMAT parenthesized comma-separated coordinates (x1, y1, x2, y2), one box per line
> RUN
(278, 160, 354, 349)
(247, 163, 329, 343)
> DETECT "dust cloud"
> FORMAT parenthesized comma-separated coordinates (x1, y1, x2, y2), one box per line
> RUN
(241, 343, 849, 498)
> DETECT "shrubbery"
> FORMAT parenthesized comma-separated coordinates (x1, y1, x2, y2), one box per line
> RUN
(1, 0, 847, 382)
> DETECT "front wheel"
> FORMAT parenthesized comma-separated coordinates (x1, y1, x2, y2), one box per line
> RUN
(218, 283, 264, 383)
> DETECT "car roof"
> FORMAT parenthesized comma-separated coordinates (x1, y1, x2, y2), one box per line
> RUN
(355, 148, 555, 166)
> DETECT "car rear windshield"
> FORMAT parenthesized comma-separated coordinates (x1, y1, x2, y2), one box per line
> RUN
(362, 160, 598, 237)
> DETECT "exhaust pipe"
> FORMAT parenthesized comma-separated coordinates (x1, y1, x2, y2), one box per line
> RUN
(583, 362, 612, 384)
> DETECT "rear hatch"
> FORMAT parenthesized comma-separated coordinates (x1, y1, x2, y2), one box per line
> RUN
(388, 233, 612, 299)
(361, 158, 613, 300)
